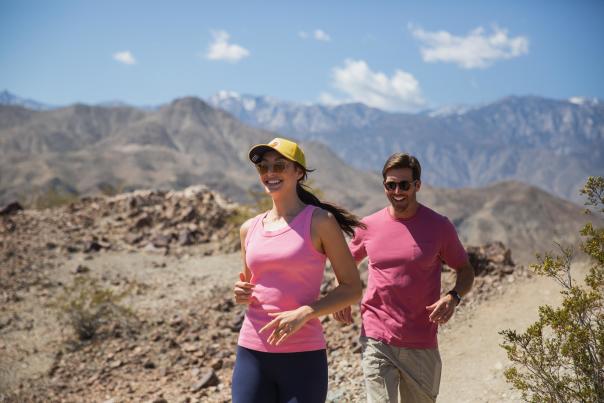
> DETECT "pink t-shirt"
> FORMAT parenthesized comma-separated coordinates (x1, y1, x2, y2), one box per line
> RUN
(238, 205, 327, 353)
(349, 205, 468, 349)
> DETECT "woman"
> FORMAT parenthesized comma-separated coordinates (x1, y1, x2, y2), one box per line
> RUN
(232, 137, 364, 403)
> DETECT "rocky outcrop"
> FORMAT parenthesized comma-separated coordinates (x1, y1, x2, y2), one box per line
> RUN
(1, 185, 240, 257)
(0, 186, 242, 301)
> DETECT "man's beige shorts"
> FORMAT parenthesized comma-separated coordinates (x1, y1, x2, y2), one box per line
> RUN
(360, 336, 442, 403)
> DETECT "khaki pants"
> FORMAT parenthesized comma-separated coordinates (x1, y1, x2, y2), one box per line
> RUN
(360, 336, 441, 403)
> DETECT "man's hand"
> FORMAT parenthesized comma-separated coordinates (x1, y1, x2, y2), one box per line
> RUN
(426, 294, 457, 324)
(233, 272, 255, 305)
(332, 306, 353, 324)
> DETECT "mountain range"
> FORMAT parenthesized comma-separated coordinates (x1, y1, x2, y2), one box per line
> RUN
(4, 89, 602, 203)
(0, 95, 600, 263)
(0, 97, 383, 210)
(208, 92, 604, 203)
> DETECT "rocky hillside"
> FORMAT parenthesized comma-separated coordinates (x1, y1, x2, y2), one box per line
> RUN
(0, 186, 241, 300)
(412, 180, 601, 264)
(0, 188, 534, 402)
(0, 98, 269, 205)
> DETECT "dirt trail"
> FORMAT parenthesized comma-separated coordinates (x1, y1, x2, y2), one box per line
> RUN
(437, 266, 576, 402)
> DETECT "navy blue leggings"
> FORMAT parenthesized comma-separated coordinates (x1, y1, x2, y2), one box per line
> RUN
(232, 346, 328, 403)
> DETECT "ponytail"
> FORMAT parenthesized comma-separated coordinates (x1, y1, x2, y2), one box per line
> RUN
(296, 182, 366, 237)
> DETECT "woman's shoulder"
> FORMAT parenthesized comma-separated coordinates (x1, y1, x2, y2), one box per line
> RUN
(309, 206, 338, 229)
(239, 212, 265, 238)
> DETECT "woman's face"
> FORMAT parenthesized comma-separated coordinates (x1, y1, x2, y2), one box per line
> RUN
(255, 150, 303, 195)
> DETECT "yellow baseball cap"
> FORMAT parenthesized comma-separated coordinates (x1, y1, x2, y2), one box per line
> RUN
(248, 137, 306, 168)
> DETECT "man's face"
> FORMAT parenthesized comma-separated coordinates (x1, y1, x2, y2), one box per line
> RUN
(383, 167, 420, 213)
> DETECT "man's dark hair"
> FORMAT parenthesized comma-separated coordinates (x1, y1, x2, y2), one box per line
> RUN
(382, 153, 422, 181)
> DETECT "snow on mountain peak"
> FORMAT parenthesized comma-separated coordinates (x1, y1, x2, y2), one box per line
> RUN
(569, 96, 600, 106)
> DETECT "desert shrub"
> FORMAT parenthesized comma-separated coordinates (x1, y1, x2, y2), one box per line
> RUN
(97, 181, 126, 197)
(31, 188, 79, 210)
(51, 276, 138, 341)
(500, 176, 604, 402)
(226, 189, 274, 229)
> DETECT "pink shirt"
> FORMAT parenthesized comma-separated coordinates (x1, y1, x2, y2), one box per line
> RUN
(238, 205, 327, 353)
(349, 205, 468, 349)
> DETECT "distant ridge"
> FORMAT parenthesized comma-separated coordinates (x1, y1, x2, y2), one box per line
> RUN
(0, 90, 54, 110)
(210, 93, 604, 203)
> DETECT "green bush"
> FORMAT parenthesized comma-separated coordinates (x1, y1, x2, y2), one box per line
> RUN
(500, 176, 604, 402)
(51, 276, 137, 341)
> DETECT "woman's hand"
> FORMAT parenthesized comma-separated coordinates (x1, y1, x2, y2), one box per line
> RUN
(259, 305, 314, 346)
(233, 272, 255, 305)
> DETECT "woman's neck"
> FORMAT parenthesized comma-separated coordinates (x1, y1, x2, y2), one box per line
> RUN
(269, 193, 305, 219)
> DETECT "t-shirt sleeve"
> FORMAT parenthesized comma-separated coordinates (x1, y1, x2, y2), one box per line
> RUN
(348, 225, 367, 262)
(439, 218, 468, 271)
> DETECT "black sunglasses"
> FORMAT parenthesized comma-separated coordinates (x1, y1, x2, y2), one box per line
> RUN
(383, 180, 416, 191)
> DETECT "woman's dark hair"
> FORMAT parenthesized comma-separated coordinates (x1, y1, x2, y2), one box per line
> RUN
(295, 164, 366, 237)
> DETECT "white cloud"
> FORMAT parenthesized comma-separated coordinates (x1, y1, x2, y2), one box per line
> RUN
(320, 59, 425, 112)
(410, 24, 529, 69)
(206, 30, 250, 63)
(113, 51, 136, 65)
(318, 92, 341, 106)
(314, 29, 331, 42)
(299, 29, 331, 42)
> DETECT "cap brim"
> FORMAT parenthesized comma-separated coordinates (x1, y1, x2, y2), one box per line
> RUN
(248, 144, 276, 164)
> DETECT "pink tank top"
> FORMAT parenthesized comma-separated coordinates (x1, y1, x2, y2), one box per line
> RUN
(238, 204, 327, 353)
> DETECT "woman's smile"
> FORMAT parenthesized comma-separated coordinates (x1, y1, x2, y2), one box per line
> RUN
(263, 177, 284, 191)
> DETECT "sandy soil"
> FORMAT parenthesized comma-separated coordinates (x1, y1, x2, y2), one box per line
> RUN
(0, 249, 242, 400)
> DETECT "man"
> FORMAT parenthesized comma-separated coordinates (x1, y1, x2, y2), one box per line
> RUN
(334, 153, 474, 402)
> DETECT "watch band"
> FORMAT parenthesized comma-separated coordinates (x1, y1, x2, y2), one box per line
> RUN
(447, 290, 461, 305)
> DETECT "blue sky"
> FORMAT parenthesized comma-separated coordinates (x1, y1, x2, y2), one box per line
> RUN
(1, 0, 603, 111)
